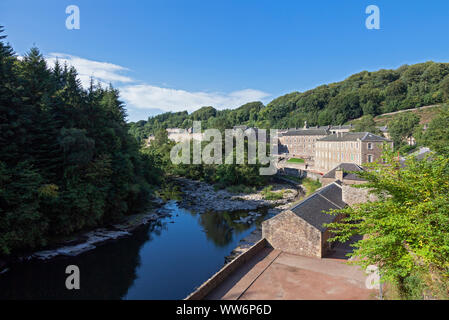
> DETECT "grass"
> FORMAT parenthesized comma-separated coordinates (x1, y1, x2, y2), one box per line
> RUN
(287, 158, 305, 164)
(261, 185, 285, 200)
(302, 178, 321, 196)
(374, 104, 443, 126)
(280, 175, 321, 196)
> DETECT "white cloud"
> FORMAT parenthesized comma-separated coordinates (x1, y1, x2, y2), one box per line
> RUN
(44, 53, 271, 115)
(120, 85, 270, 113)
(46, 53, 133, 87)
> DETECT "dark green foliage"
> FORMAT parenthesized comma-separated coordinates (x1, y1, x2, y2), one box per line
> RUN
(145, 130, 267, 190)
(388, 112, 420, 148)
(0, 28, 159, 255)
(417, 105, 449, 155)
(351, 115, 381, 134)
(325, 151, 449, 299)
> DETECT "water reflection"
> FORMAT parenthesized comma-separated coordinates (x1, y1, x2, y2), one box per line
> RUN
(0, 202, 267, 300)
(196, 209, 268, 247)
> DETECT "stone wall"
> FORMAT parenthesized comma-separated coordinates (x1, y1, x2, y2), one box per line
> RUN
(185, 238, 269, 300)
(361, 141, 388, 164)
(262, 210, 322, 258)
(342, 184, 378, 206)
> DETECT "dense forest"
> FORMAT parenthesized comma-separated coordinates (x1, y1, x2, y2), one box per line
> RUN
(129, 61, 449, 143)
(0, 28, 162, 255)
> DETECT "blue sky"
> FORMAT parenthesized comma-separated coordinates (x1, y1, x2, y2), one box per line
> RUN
(2, 0, 449, 121)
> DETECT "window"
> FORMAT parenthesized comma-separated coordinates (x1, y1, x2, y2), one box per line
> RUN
(367, 154, 373, 163)
(368, 142, 373, 150)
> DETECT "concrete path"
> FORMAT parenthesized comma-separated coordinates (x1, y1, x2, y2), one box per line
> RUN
(205, 247, 377, 300)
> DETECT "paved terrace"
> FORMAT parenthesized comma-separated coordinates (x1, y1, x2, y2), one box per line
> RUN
(204, 245, 377, 300)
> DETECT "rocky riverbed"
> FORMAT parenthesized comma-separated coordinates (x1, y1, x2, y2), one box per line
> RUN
(28, 207, 173, 261)
(175, 177, 298, 214)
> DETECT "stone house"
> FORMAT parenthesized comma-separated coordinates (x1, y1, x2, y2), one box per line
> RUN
(321, 163, 366, 186)
(262, 182, 346, 258)
(279, 128, 329, 159)
(315, 132, 393, 172)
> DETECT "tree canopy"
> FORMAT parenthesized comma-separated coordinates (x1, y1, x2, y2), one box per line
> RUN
(325, 150, 449, 299)
(0, 27, 160, 255)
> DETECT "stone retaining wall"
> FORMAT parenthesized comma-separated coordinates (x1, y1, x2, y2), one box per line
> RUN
(185, 238, 269, 300)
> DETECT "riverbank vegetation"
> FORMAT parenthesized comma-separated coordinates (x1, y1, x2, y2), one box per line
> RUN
(325, 149, 449, 299)
(261, 186, 285, 200)
(145, 129, 269, 191)
(0, 28, 161, 255)
(302, 178, 322, 196)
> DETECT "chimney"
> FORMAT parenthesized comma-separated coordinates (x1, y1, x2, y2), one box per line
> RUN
(335, 168, 344, 182)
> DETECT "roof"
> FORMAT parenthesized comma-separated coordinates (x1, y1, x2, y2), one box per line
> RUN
(282, 129, 329, 136)
(322, 163, 366, 181)
(290, 182, 346, 231)
(330, 125, 353, 130)
(317, 132, 391, 142)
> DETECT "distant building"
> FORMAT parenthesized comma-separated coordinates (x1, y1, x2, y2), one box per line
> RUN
(146, 135, 156, 146)
(232, 125, 249, 131)
(279, 128, 329, 159)
(321, 163, 366, 186)
(262, 182, 346, 258)
(315, 132, 393, 172)
(166, 128, 204, 142)
(328, 124, 353, 134)
(377, 126, 390, 139)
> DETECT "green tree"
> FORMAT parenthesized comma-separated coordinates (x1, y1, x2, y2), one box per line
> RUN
(388, 113, 420, 148)
(0, 27, 160, 254)
(441, 76, 449, 102)
(325, 151, 449, 299)
(418, 105, 449, 155)
(352, 115, 381, 134)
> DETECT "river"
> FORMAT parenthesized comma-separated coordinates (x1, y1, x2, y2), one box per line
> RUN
(0, 201, 269, 300)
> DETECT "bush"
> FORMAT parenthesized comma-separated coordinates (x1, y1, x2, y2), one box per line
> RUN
(302, 178, 322, 196)
(261, 185, 284, 200)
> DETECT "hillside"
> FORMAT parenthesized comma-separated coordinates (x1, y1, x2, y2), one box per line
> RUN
(129, 61, 449, 143)
(371, 104, 443, 126)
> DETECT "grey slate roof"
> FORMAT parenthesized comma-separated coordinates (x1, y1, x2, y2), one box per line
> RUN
(322, 163, 366, 182)
(318, 132, 391, 142)
(282, 129, 329, 136)
(290, 182, 346, 232)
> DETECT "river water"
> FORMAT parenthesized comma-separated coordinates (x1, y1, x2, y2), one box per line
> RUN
(0, 201, 268, 300)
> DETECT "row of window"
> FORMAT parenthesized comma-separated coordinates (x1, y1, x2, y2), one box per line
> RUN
(316, 154, 375, 170)
(285, 137, 319, 143)
(317, 142, 362, 149)
(317, 152, 361, 162)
